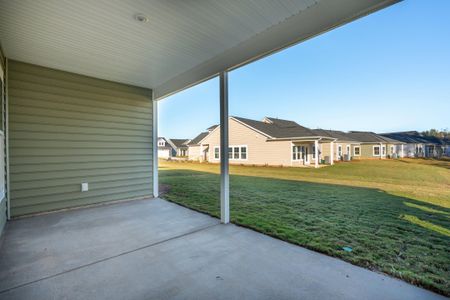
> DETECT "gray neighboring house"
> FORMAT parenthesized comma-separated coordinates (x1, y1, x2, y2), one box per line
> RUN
(158, 137, 190, 159)
(345, 131, 404, 159)
(380, 131, 446, 158)
(170, 139, 190, 157)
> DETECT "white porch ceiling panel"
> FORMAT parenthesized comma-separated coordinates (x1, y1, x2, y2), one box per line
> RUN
(0, 0, 399, 99)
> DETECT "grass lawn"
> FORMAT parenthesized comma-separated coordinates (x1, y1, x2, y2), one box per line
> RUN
(159, 159, 450, 296)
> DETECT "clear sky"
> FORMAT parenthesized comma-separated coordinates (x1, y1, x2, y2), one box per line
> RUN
(159, 0, 450, 139)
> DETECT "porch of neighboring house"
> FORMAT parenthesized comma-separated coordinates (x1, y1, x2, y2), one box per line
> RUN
(292, 139, 335, 168)
(0, 198, 444, 300)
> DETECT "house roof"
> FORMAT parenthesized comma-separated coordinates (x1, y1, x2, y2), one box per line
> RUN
(207, 125, 219, 132)
(233, 116, 323, 139)
(347, 131, 402, 144)
(380, 131, 444, 145)
(187, 132, 210, 146)
(169, 139, 190, 148)
(312, 129, 359, 143)
(0, 1, 399, 99)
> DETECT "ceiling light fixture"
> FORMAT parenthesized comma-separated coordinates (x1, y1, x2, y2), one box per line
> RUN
(134, 13, 149, 23)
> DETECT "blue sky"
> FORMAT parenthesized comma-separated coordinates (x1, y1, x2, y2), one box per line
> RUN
(159, 0, 450, 139)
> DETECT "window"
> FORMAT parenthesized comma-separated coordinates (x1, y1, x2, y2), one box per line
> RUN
(214, 147, 220, 159)
(158, 140, 165, 147)
(373, 146, 380, 156)
(390, 146, 394, 154)
(312, 145, 316, 159)
(234, 147, 240, 159)
(241, 147, 247, 159)
(382, 146, 386, 156)
(292, 146, 301, 160)
(224, 145, 248, 160)
(354, 146, 360, 156)
(338, 145, 342, 157)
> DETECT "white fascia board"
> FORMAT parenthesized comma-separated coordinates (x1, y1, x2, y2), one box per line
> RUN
(154, 0, 400, 100)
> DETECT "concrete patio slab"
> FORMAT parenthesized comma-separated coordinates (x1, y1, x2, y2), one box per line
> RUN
(0, 198, 445, 300)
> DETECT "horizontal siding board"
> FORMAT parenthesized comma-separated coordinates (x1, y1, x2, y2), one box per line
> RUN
(10, 140, 151, 149)
(12, 167, 152, 183)
(11, 97, 151, 120)
(13, 177, 153, 199)
(11, 148, 152, 156)
(8, 88, 152, 113)
(11, 154, 152, 165)
(10, 160, 152, 173)
(10, 122, 150, 137)
(9, 61, 150, 97)
(11, 173, 152, 191)
(9, 61, 153, 216)
(9, 69, 150, 101)
(10, 131, 151, 143)
(11, 190, 152, 216)
(10, 114, 151, 131)
(12, 183, 152, 208)
(9, 80, 149, 107)
(10, 105, 151, 125)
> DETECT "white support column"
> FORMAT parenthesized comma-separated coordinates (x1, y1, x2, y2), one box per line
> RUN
(330, 142, 334, 165)
(314, 140, 319, 168)
(220, 71, 230, 224)
(152, 95, 159, 198)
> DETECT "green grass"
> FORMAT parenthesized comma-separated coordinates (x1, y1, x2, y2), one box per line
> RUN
(159, 159, 450, 296)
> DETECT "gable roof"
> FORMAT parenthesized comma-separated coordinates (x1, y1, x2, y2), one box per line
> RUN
(312, 129, 359, 143)
(233, 116, 321, 139)
(169, 139, 190, 148)
(187, 132, 210, 145)
(347, 131, 402, 144)
(380, 131, 444, 145)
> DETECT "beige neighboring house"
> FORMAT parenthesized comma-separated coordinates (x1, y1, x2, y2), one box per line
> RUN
(187, 125, 218, 162)
(188, 117, 336, 168)
(312, 129, 361, 162)
(345, 131, 404, 159)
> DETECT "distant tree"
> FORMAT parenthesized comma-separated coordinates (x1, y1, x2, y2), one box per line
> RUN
(422, 128, 449, 139)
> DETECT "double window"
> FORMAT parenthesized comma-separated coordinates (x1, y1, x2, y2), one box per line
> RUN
(214, 146, 247, 160)
(292, 146, 301, 160)
(354, 146, 361, 156)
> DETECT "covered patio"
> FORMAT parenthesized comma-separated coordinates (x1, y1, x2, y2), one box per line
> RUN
(2, 0, 442, 299)
(0, 198, 443, 300)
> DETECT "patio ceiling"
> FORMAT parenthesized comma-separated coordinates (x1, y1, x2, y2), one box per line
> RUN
(0, 0, 399, 100)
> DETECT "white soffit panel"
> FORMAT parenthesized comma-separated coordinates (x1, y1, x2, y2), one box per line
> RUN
(0, 0, 400, 99)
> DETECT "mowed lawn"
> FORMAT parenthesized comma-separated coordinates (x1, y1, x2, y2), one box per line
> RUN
(159, 159, 450, 296)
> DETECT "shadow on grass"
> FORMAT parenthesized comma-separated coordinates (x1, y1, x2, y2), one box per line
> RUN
(159, 168, 450, 296)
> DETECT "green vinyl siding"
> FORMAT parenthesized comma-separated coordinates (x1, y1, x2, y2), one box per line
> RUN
(0, 47, 5, 233)
(8, 60, 153, 216)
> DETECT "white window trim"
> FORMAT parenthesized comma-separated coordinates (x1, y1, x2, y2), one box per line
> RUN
(213, 146, 220, 160)
(373, 145, 381, 156)
(215, 145, 248, 161)
(292, 145, 303, 161)
(353, 146, 361, 156)
(337, 144, 343, 159)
